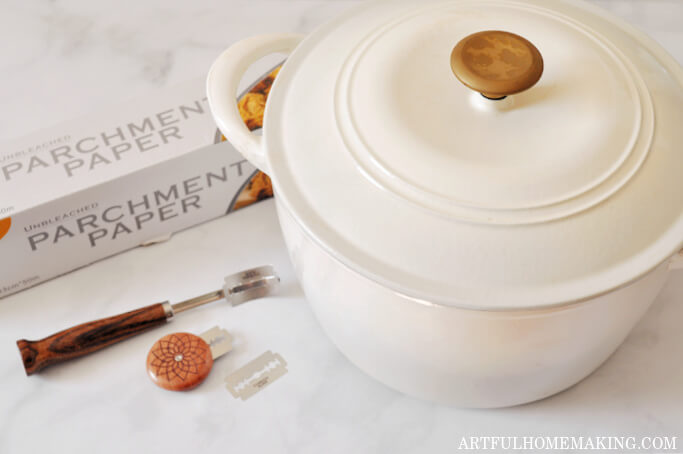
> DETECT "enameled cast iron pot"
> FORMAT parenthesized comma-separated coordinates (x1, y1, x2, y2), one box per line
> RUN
(207, 0, 683, 407)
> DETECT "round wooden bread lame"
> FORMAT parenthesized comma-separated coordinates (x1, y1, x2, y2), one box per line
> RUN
(147, 333, 214, 391)
(146, 327, 233, 391)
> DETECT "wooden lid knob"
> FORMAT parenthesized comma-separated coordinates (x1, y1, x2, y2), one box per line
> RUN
(147, 332, 214, 391)
(450, 31, 543, 99)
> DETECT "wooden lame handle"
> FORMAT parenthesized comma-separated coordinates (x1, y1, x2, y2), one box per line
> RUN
(17, 302, 171, 375)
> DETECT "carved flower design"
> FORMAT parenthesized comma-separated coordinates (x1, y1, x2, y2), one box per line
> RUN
(147, 333, 213, 391)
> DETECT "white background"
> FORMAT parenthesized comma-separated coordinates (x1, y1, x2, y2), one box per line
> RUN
(0, 1, 682, 453)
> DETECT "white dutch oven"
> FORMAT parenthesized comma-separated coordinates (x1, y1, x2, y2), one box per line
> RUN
(207, 0, 683, 407)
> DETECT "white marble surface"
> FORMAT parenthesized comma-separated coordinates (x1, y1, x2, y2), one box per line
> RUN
(1, 1, 682, 453)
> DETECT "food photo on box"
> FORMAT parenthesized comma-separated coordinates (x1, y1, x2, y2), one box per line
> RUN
(0, 1, 682, 453)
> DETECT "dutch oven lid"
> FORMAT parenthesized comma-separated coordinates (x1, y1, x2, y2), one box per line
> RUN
(264, 0, 683, 310)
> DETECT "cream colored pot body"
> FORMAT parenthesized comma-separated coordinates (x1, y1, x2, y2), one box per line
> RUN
(276, 197, 670, 407)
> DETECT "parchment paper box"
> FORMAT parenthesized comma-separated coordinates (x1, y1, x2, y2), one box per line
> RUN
(0, 69, 279, 298)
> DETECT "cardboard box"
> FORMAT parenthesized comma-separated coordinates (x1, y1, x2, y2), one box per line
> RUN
(0, 68, 280, 298)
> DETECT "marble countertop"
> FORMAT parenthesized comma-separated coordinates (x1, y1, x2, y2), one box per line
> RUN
(1, 1, 682, 453)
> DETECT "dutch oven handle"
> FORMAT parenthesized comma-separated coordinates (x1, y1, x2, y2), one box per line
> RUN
(206, 33, 305, 173)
